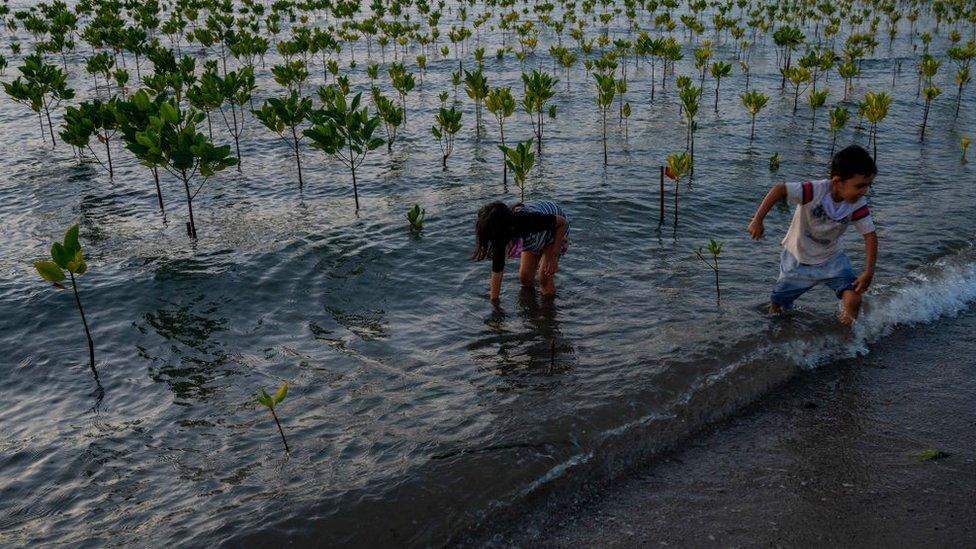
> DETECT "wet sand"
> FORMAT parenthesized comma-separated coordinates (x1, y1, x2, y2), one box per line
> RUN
(504, 309, 976, 547)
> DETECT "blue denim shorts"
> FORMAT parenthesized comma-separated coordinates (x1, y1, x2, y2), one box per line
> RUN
(770, 250, 856, 308)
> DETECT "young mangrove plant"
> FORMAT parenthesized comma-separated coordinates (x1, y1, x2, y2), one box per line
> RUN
(407, 204, 425, 232)
(678, 84, 701, 177)
(521, 69, 557, 154)
(118, 90, 168, 213)
(371, 88, 404, 153)
(769, 152, 781, 173)
(740, 90, 769, 143)
(593, 72, 616, 166)
(61, 98, 121, 177)
(919, 85, 941, 142)
(665, 152, 692, 226)
(132, 99, 238, 238)
(389, 63, 416, 123)
(709, 61, 732, 113)
(859, 91, 892, 160)
(499, 138, 536, 203)
(807, 89, 829, 131)
(485, 86, 516, 187)
(4, 53, 74, 146)
(784, 66, 812, 114)
(305, 88, 384, 211)
(695, 239, 724, 305)
(254, 91, 312, 190)
(431, 105, 462, 168)
(219, 66, 257, 169)
(962, 137, 970, 162)
(33, 224, 95, 373)
(828, 106, 849, 155)
(464, 67, 489, 139)
(257, 383, 290, 453)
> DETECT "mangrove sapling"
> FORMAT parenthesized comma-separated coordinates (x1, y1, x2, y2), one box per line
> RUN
(254, 91, 313, 190)
(272, 59, 309, 94)
(485, 87, 516, 188)
(919, 85, 941, 142)
(859, 91, 892, 160)
(464, 67, 489, 139)
(709, 61, 732, 113)
(33, 224, 96, 373)
(61, 98, 121, 177)
(133, 99, 238, 238)
(769, 152, 781, 173)
(499, 138, 536, 203)
(784, 66, 812, 114)
(257, 383, 290, 453)
(431, 106, 462, 168)
(678, 85, 701, 177)
(218, 66, 257, 169)
(593, 72, 616, 166)
(954, 67, 972, 118)
(389, 63, 416, 124)
(305, 89, 384, 211)
(371, 89, 404, 153)
(118, 90, 168, 213)
(3, 53, 75, 147)
(828, 106, 849, 155)
(187, 63, 224, 139)
(695, 239, 724, 305)
(807, 89, 829, 130)
(407, 204, 425, 232)
(615, 78, 627, 124)
(837, 61, 859, 100)
(665, 152, 692, 227)
(773, 26, 805, 89)
(962, 137, 971, 162)
(521, 70, 558, 154)
(740, 90, 769, 143)
(85, 51, 114, 98)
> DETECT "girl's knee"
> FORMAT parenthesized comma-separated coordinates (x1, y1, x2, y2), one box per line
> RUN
(519, 272, 536, 287)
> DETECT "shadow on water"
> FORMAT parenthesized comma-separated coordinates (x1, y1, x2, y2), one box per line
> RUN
(138, 296, 230, 402)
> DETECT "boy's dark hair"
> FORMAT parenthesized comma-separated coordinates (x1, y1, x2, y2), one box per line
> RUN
(472, 202, 514, 261)
(831, 145, 877, 180)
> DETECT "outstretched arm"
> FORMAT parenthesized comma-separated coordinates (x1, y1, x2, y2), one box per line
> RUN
(748, 183, 787, 240)
(489, 271, 503, 301)
(854, 231, 878, 294)
(540, 216, 567, 277)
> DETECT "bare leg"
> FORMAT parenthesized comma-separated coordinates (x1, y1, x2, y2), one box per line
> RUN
(519, 251, 541, 289)
(839, 289, 862, 325)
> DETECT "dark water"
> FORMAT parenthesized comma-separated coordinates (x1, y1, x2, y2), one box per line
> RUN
(1, 2, 974, 546)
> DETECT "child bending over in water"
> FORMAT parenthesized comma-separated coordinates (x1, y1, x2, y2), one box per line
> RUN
(472, 200, 569, 301)
(748, 145, 879, 325)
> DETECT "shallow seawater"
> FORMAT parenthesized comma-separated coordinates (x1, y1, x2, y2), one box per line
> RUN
(0, 2, 974, 546)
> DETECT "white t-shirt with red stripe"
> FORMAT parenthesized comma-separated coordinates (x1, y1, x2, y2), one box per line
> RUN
(782, 179, 875, 264)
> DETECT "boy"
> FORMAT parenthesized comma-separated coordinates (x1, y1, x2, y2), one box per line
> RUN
(748, 145, 878, 325)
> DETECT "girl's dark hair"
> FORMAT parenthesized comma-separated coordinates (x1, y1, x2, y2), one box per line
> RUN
(472, 202, 514, 261)
(831, 145, 877, 180)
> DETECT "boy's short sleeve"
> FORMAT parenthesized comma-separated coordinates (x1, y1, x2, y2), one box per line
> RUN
(850, 199, 876, 235)
(785, 180, 823, 205)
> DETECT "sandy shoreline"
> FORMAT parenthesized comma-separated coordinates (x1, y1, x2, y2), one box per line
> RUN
(500, 309, 976, 547)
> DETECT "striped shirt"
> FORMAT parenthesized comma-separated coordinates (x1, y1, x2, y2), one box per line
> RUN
(491, 201, 568, 273)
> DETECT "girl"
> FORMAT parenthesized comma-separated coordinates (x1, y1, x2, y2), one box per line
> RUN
(472, 200, 569, 300)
